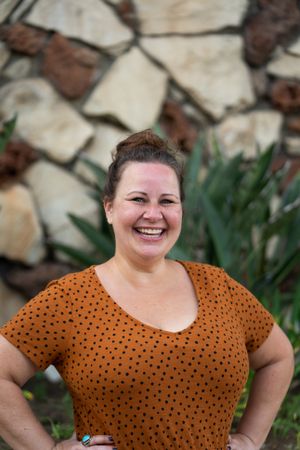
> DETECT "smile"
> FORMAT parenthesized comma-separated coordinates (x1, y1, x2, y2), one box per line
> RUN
(135, 228, 164, 237)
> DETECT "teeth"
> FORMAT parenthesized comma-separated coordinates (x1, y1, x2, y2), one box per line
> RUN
(137, 228, 163, 235)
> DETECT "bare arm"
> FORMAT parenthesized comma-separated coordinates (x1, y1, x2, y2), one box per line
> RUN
(229, 323, 294, 450)
(0, 335, 56, 450)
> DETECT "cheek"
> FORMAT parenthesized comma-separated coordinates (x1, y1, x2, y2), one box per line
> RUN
(169, 208, 183, 227)
(113, 205, 140, 227)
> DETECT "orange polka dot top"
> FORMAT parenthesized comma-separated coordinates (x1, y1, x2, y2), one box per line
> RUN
(0, 261, 274, 450)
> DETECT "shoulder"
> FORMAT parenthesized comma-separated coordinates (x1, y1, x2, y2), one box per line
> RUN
(46, 265, 96, 291)
(179, 260, 226, 278)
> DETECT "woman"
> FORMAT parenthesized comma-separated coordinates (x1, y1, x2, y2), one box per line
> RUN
(0, 130, 294, 450)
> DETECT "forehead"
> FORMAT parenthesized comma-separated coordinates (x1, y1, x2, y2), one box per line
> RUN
(118, 162, 179, 189)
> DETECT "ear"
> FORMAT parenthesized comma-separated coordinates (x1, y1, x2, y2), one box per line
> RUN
(103, 198, 113, 224)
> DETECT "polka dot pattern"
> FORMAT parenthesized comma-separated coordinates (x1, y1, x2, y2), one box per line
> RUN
(0, 261, 274, 450)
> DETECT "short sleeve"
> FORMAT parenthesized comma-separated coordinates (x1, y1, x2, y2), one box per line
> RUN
(225, 273, 274, 352)
(0, 280, 73, 370)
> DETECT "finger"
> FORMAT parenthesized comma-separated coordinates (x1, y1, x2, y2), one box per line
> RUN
(88, 435, 115, 446)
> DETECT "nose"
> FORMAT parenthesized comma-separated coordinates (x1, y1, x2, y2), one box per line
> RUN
(142, 203, 163, 221)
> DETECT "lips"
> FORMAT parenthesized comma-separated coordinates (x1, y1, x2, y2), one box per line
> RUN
(135, 227, 164, 237)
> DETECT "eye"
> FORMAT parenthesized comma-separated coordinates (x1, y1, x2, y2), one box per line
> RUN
(160, 198, 174, 204)
(131, 197, 145, 203)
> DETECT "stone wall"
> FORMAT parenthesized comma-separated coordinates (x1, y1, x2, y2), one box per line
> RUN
(0, 0, 300, 322)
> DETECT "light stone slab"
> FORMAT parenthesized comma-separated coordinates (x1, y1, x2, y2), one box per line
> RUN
(0, 42, 10, 71)
(24, 161, 100, 260)
(0, 78, 93, 162)
(134, 0, 248, 34)
(212, 111, 283, 158)
(288, 38, 300, 56)
(0, 184, 45, 264)
(3, 57, 32, 80)
(25, 0, 133, 53)
(83, 47, 168, 131)
(0, 0, 19, 23)
(267, 53, 300, 80)
(141, 36, 255, 119)
(285, 137, 300, 156)
(0, 280, 25, 326)
(75, 123, 129, 183)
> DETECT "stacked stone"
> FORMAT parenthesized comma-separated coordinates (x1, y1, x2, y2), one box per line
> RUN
(0, 0, 300, 321)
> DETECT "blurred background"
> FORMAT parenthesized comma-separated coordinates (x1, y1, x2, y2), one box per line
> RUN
(0, 1, 299, 448)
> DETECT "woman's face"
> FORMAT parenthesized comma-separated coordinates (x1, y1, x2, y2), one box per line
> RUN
(104, 162, 182, 265)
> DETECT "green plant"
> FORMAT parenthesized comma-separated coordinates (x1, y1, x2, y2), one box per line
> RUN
(46, 418, 74, 440)
(173, 139, 300, 302)
(0, 115, 17, 154)
(272, 393, 300, 438)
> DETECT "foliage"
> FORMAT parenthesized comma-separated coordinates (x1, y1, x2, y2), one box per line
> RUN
(174, 138, 300, 303)
(0, 115, 17, 154)
(272, 393, 300, 438)
(46, 418, 74, 440)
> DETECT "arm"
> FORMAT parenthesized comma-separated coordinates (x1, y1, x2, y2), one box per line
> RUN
(0, 336, 118, 450)
(0, 335, 56, 450)
(229, 323, 294, 450)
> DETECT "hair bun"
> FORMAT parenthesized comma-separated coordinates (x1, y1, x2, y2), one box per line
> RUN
(116, 129, 169, 155)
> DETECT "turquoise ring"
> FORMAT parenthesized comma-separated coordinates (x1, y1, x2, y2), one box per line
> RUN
(81, 435, 91, 446)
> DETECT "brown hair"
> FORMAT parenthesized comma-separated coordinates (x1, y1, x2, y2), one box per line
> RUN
(103, 129, 185, 201)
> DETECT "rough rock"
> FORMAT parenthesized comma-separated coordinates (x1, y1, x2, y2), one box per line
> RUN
(251, 68, 269, 97)
(116, 0, 137, 30)
(287, 116, 300, 133)
(271, 80, 300, 113)
(272, 154, 300, 190)
(211, 111, 283, 158)
(244, 0, 300, 66)
(160, 100, 198, 153)
(5, 262, 75, 298)
(0, 140, 38, 187)
(0, 42, 10, 71)
(83, 47, 168, 131)
(0, 78, 94, 163)
(285, 137, 300, 156)
(75, 123, 128, 183)
(0, 184, 45, 264)
(0, 280, 25, 326)
(0, 0, 19, 23)
(24, 161, 100, 260)
(0, 22, 47, 55)
(288, 37, 300, 56)
(141, 36, 255, 120)
(3, 57, 32, 79)
(267, 53, 300, 80)
(134, 0, 248, 34)
(42, 33, 97, 99)
(25, 0, 133, 54)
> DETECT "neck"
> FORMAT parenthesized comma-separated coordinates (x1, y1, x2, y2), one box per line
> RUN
(108, 253, 170, 285)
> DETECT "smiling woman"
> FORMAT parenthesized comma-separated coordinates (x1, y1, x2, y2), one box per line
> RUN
(103, 162, 182, 265)
(0, 130, 294, 450)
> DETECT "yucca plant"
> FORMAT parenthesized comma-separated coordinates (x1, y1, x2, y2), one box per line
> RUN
(173, 138, 300, 305)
